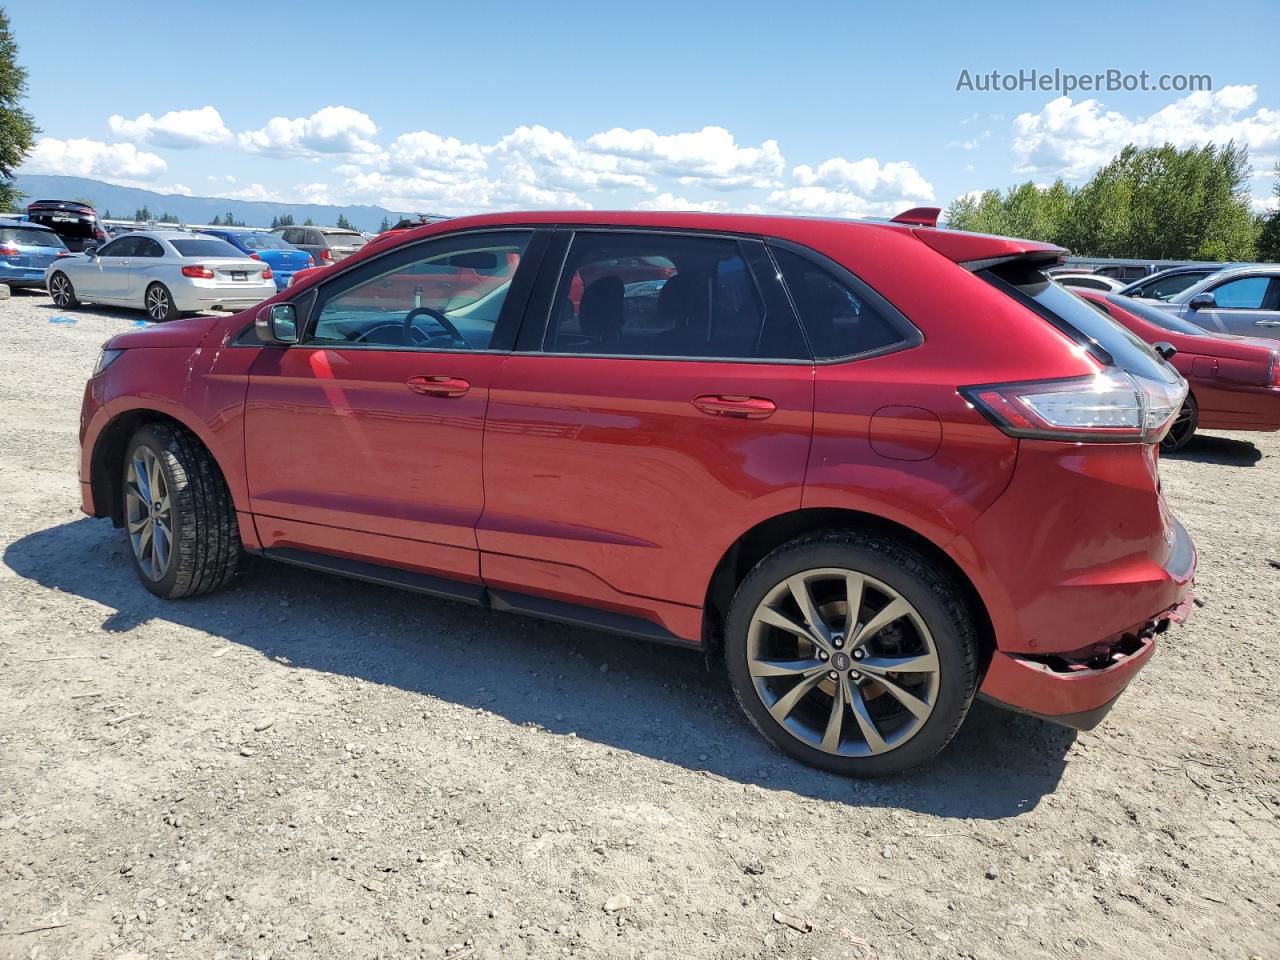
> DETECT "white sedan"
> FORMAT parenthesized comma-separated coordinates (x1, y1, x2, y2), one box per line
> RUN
(46, 230, 276, 321)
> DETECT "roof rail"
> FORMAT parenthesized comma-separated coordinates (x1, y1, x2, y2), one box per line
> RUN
(890, 207, 941, 228)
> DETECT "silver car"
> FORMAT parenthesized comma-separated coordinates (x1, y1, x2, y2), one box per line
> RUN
(46, 230, 276, 321)
(269, 225, 366, 264)
(1156, 264, 1280, 341)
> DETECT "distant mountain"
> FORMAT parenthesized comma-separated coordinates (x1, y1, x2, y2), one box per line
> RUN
(9, 175, 415, 232)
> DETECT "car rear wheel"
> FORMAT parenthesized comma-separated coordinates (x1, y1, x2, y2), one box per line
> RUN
(123, 423, 241, 599)
(49, 272, 77, 307)
(1161, 395, 1198, 453)
(145, 283, 178, 322)
(724, 531, 978, 776)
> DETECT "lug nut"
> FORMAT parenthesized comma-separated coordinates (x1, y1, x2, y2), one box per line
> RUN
(818, 651, 829, 661)
(832, 636, 843, 648)
(828, 671, 839, 680)
(853, 649, 864, 660)
(850, 671, 861, 680)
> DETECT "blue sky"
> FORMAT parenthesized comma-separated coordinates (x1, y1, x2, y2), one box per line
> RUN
(11, 0, 1280, 216)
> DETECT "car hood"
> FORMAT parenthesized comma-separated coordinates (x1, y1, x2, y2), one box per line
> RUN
(105, 314, 220, 350)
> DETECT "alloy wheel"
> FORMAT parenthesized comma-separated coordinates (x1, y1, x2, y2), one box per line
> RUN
(50, 274, 72, 306)
(146, 285, 172, 322)
(746, 568, 940, 757)
(1162, 401, 1196, 451)
(125, 446, 173, 581)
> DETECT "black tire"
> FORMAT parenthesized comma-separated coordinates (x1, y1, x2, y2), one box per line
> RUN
(49, 272, 78, 307)
(122, 423, 241, 599)
(1161, 394, 1198, 453)
(145, 282, 179, 322)
(724, 530, 978, 776)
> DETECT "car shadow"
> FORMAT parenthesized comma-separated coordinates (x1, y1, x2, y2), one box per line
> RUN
(4, 518, 1075, 819)
(1165, 434, 1263, 466)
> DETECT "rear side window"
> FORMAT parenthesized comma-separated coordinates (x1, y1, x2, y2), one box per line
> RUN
(545, 231, 807, 360)
(0, 227, 65, 248)
(770, 244, 917, 360)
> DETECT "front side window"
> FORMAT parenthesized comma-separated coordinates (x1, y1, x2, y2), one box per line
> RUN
(770, 245, 913, 360)
(545, 232, 806, 360)
(95, 237, 132, 257)
(1208, 275, 1271, 309)
(309, 231, 530, 350)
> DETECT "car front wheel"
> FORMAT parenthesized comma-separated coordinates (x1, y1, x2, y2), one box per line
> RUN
(49, 272, 78, 307)
(145, 283, 179, 322)
(123, 423, 241, 598)
(1161, 395, 1198, 453)
(725, 531, 979, 776)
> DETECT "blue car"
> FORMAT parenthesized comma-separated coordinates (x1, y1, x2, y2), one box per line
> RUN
(0, 218, 70, 289)
(197, 229, 314, 290)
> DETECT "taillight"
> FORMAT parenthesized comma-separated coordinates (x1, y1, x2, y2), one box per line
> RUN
(961, 370, 1186, 444)
(0, 245, 18, 256)
(249, 253, 262, 261)
(261, 266, 273, 280)
(319, 248, 333, 262)
(306, 255, 315, 266)
(181, 264, 214, 279)
(1271, 351, 1280, 386)
(95, 229, 107, 241)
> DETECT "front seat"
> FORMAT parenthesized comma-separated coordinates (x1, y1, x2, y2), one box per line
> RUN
(578, 276, 625, 352)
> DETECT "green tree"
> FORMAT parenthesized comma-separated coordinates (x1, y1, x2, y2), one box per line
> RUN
(210, 214, 223, 226)
(378, 216, 390, 232)
(303, 217, 314, 226)
(0, 7, 36, 213)
(1258, 163, 1280, 263)
(336, 213, 355, 230)
(277, 213, 294, 226)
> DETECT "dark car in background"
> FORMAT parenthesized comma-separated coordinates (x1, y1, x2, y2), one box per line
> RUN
(0, 218, 71, 289)
(26, 200, 109, 253)
(1121, 263, 1253, 302)
(197, 228, 314, 290)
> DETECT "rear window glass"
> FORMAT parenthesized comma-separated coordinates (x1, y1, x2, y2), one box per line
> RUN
(984, 261, 1177, 383)
(235, 232, 292, 251)
(324, 232, 365, 248)
(0, 227, 65, 248)
(1104, 294, 1212, 336)
(771, 245, 913, 359)
(170, 238, 243, 258)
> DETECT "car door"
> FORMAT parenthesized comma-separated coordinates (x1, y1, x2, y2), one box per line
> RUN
(478, 228, 815, 624)
(243, 228, 546, 583)
(1189, 274, 1280, 337)
(79, 236, 136, 299)
(127, 236, 166, 302)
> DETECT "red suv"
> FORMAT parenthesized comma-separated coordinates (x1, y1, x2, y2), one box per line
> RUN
(78, 210, 1196, 775)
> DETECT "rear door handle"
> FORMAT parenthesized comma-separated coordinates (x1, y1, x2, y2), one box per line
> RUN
(406, 375, 470, 397)
(692, 394, 777, 419)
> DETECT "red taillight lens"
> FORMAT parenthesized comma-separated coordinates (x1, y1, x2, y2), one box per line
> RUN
(95, 229, 107, 241)
(249, 253, 262, 261)
(961, 371, 1187, 444)
(181, 264, 214, 279)
(261, 266, 273, 280)
(306, 255, 315, 266)
(319, 248, 333, 262)
(0, 245, 18, 256)
(1270, 351, 1280, 386)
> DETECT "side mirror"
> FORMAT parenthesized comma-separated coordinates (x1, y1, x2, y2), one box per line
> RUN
(1152, 341, 1177, 361)
(256, 303, 298, 344)
(83, 246, 97, 257)
(1187, 292, 1215, 311)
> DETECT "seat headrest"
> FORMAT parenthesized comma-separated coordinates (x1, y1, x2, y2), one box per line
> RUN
(579, 276, 625, 338)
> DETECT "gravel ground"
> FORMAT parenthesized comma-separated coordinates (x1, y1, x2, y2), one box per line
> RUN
(1, 289, 1277, 960)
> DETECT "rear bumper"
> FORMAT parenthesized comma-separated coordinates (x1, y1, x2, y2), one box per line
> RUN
(172, 283, 275, 312)
(0, 266, 49, 286)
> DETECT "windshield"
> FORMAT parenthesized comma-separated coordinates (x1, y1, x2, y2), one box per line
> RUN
(0, 227, 66, 248)
(1106, 294, 1212, 336)
(235, 232, 294, 251)
(170, 238, 244, 258)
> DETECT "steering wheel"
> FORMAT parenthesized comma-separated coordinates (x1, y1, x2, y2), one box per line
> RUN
(403, 306, 467, 348)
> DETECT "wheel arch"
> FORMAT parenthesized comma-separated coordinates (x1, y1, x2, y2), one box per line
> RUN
(702, 507, 996, 674)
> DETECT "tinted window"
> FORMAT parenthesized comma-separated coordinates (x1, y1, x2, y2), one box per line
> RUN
(1208, 275, 1270, 309)
(771, 246, 910, 360)
(96, 237, 132, 257)
(238, 232, 293, 251)
(1134, 271, 1210, 301)
(170, 238, 242, 258)
(323, 231, 366, 249)
(546, 232, 806, 360)
(1104, 294, 1214, 336)
(136, 237, 165, 258)
(310, 231, 530, 350)
(0, 226, 65, 248)
(983, 261, 1178, 384)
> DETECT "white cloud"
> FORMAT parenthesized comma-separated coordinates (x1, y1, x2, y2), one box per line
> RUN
(108, 106, 231, 149)
(20, 137, 167, 180)
(488, 125, 649, 192)
(238, 106, 380, 158)
(1013, 84, 1280, 180)
(634, 193, 730, 212)
(387, 130, 487, 176)
(584, 125, 784, 189)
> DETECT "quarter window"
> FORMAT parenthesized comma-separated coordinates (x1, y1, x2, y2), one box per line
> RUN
(309, 231, 530, 350)
(1208, 276, 1271, 309)
(770, 245, 912, 359)
(545, 232, 807, 360)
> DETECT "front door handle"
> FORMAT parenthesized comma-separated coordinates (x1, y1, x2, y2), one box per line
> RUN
(1254, 319, 1280, 327)
(692, 394, 777, 419)
(406, 375, 470, 397)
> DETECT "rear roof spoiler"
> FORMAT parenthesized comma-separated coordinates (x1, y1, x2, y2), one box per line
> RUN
(911, 227, 1066, 271)
(890, 207, 941, 227)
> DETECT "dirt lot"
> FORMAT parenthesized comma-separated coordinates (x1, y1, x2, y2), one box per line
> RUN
(0, 288, 1277, 960)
